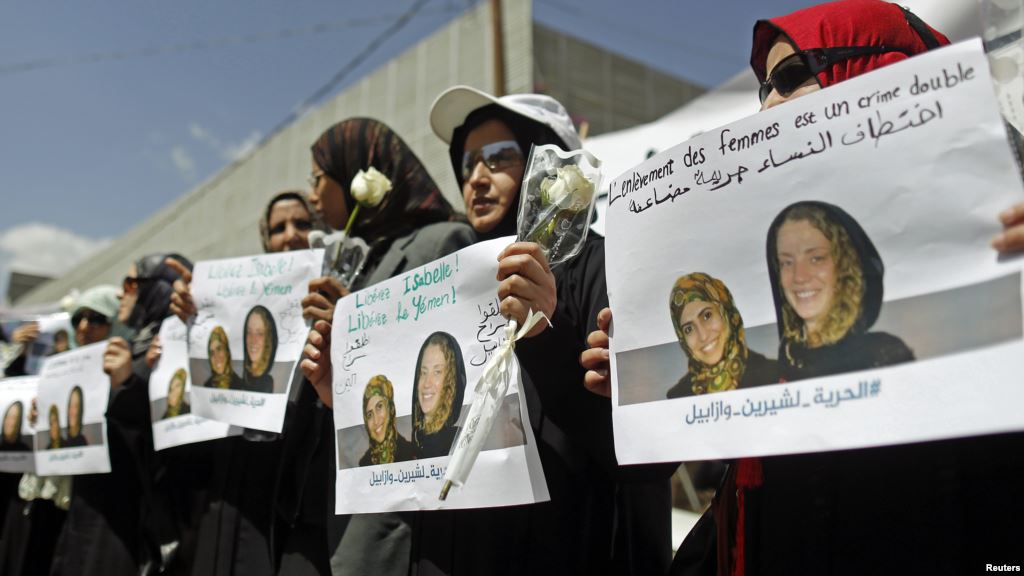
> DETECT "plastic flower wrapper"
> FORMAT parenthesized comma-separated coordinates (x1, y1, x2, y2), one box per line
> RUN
(309, 167, 392, 288)
(516, 144, 602, 267)
(981, 0, 1024, 171)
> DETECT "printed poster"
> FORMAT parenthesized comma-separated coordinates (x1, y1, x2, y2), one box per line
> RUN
(331, 237, 548, 513)
(0, 312, 74, 375)
(605, 39, 1024, 464)
(150, 317, 238, 451)
(0, 376, 38, 473)
(34, 342, 111, 475)
(189, 250, 321, 432)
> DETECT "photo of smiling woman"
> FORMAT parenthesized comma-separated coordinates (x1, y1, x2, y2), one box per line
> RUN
(768, 201, 914, 381)
(241, 305, 277, 393)
(162, 368, 190, 419)
(666, 273, 777, 398)
(202, 325, 242, 389)
(46, 404, 61, 450)
(1, 400, 28, 451)
(411, 331, 467, 458)
(360, 375, 416, 466)
(63, 385, 87, 447)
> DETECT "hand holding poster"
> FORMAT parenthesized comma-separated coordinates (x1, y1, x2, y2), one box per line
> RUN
(605, 39, 1024, 464)
(150, 317, 237, 451)
(331, 238, 547, 513)
(34, 342, 110, 475)
(0, 376, 38, 473)
(189, 250, 321, 432)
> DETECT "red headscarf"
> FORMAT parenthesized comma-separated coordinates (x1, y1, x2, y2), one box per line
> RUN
(750, 0, 950, 88)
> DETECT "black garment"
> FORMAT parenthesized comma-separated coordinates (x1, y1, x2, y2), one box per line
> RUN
(359, 434, 417, 467)
(202, 372, 244, 391)
(241, 372, 274, 394)
(780, 331, 913, 381)
(63, 434, 88, 448)
(666, 351, 778, 399)
(0, 498, 67, 576)
(411, 426, 456, 460)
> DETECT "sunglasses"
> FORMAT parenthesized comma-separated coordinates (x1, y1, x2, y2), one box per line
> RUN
(461, 140, 524, 182)
(72, 309, 110, 327)
(122, 276, 155, 293)
(759, 46, 901, 104)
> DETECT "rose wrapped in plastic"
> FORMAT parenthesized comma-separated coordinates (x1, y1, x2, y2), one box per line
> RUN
(517, 144, 602, 266)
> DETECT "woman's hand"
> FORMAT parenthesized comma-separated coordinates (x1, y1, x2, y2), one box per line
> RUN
(301, 277, 349, 324)
(496, 242, 556, 338)
(166, 258, 196, 322)
(300, 320, 334, 408)
(993, 202, 1024, 253)
(11, 322, 40, 345)
(145, 335, 162, 370)
(103, 337, 133, 391)
(580, 307, 613, 398)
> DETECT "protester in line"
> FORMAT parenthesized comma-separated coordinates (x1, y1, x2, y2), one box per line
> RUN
(259, 190, 324, 253)
(50, 254, 190, 576)
(666, 272, 775, 398)
(0, 285, 117, 576)
(583, 2, 1024, 573)
(359, 375, 416, 467)
(293, 117, 474, 576)
(410, 332, 466, 458)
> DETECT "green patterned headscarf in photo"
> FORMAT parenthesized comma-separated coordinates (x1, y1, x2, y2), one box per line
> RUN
(363, 375, 399, 465)
(669, 272, 748, 395)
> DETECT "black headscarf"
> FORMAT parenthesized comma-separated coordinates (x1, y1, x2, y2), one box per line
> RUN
(311, 118, 459, 263)
(126, 253, 192, 366)
(448, 104, 571, 241)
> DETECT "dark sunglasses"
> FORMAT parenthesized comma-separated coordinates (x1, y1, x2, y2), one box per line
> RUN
(72, 309, 110, 327)
(759, 46, 901, 104)
(461, 140, 524, 181)
(122, 276, 155, 293)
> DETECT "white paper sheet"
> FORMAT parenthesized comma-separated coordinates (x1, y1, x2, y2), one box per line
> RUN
(605, 39, 1024, 464)
(189, 250, 321, 432)
(33, 342, 111, 475)
(150, 317, 238, 451)
(331, 237, 548, 513)
(0, 376, 39, 473)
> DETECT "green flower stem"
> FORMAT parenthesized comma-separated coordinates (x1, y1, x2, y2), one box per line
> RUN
(343, 204, 362, 237)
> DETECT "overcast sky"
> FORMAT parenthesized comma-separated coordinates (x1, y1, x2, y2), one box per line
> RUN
(0, 0, 820, 299)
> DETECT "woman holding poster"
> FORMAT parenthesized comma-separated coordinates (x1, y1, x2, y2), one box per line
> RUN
(359, 375, 415, 466)
(666, 273, 776, 398)
(242, 305, 278, 393)
(768, 201, 913, 380)
(411, 332, 466, 458)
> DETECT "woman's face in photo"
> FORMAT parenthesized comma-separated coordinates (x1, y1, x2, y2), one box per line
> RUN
(365, 394, 389, 444)
(246, 314, 268, 365)
(308, 159, 349, 231)
(418, 344, 447, 417)
(679, 300, 728, 365)
(48, 409, 60, 441)
(777, 218, 837, 335)
(210, 336, 229, 375)
(68, 391, 82, 436)
(267, 199, 313, 253)
(168, 375, 185, 409)
(461, 119, 525, 234)
(3, 405, 21, 442)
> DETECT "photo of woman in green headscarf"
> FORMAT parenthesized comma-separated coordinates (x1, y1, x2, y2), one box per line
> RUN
(46, 404, 62, 450)
(202, 326, 242, 389)
(162, 368, 190, 419)
(359, 375, 415, 467)
(666, 272, 777, 398)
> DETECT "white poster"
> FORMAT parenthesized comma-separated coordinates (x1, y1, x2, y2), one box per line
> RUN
(150, 317, 238, 451)
(605, 39, 1024, 464)
(331, 238, 548, 513)
(34, 342, 111, 475)
(0, 312, 74, 375)
(189, 250, 321, 432)
(0, 376, 38, 473)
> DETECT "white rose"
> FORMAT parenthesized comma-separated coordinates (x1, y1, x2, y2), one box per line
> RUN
(350, 166, 392, 207)
(540, 164, 593, 209)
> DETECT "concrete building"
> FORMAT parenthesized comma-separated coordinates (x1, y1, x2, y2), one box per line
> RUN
(19, 1, 703, 305)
